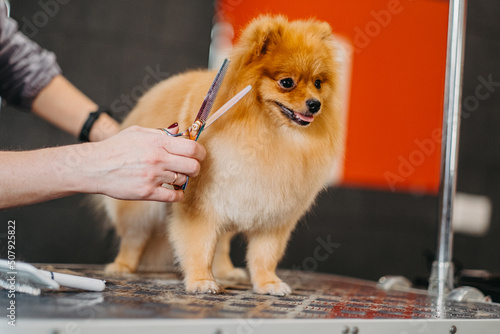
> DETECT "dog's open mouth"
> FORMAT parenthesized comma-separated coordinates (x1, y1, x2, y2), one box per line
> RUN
(275, 102, 314, 126)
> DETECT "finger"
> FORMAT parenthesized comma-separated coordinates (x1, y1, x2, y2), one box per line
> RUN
(162, 137, 206, 162)
(150, 186, 184, 202)
(154, 125, 206, 162)
(149, 124, 205, 162)
(167, 171, 188, 186)
(161, 154, 201, 177)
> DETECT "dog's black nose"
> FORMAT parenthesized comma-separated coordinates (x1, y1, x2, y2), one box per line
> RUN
(306, 99, 321, 114)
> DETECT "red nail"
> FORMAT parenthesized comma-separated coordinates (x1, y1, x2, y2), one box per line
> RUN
(168, 122, 178, 129)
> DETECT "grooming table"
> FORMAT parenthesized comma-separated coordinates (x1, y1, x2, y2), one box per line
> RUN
(2, 264, 500, 333)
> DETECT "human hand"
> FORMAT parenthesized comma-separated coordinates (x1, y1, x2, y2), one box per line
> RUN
(84, 125, 206, 202)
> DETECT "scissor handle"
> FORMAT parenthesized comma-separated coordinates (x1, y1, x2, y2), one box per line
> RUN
(159, 128, 180, 136)
(188, 120, 205, 140)
(160, 120, 204, 141)
(158, 123, 203, 190)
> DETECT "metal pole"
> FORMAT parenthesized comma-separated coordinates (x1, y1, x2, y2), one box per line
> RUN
(428, 0, 467, 297)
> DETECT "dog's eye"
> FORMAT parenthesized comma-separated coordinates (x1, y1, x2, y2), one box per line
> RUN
(279, 78, 295, 89)
(314, 79, 322, 89)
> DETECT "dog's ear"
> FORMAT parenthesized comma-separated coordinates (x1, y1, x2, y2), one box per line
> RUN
(237, 15, 287, 63)
(315, 21, 334, 42)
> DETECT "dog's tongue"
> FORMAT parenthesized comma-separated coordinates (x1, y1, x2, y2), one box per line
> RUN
(295, 112, 314, 123)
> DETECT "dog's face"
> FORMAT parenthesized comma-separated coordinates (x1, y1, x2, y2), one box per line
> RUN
(258, 42, 333, 127)
(234, 16, 338, 128)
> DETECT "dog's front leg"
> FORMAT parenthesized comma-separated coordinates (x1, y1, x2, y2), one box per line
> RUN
(246, 223, 295, 296)
(212, 231, 248, 282)
(105, 224, 152, 274)
(169, 214, 221, 294)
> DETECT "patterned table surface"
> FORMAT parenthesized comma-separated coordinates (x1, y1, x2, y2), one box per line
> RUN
(3, 264, 500, 320)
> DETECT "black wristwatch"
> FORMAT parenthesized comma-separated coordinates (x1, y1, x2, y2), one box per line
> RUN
(79, 107, 112, 142)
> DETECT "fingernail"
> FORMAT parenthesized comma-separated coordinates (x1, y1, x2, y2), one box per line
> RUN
(168, 122, 178, 129)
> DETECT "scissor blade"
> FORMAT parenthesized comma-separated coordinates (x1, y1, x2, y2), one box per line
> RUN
(204, 85, 252, 130)
(195, 59, 230, 123)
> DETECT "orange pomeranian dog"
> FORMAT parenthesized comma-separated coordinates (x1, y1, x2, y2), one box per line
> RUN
(99, 15, 343, 295)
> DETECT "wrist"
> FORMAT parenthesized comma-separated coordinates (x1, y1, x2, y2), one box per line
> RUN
(88, 113, 120, 142)
(79, 107, 116, 142)
(49, 144, 96, 195)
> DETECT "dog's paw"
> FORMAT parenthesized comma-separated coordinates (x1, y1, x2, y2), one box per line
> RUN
(185, 279, 222, 294)
(105, 262, 134, 274)
(253, 281, 292, 296)
(214, 268, 249, 282)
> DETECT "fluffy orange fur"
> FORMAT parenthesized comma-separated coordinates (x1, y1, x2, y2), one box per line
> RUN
(100, 15, 343, 295)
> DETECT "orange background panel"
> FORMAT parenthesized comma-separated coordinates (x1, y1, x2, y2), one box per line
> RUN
(216, 0, 449, 193)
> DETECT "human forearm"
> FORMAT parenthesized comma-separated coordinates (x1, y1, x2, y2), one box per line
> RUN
(31, 75, 120, 141)
(0, 147, 86, 209)
(0, 3, 62, 109)
(0, 126, 206, 209)
(0, 4, 117, 140)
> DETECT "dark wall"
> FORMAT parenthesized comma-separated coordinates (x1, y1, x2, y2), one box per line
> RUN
(1, 0, 500, 284)
(0, 0, 215, 263)
(453, 1, 500, 282)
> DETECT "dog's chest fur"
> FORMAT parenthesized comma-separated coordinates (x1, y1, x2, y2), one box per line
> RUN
(197, 128, 329, 231)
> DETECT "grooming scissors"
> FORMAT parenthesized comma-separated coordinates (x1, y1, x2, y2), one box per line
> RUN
(161, 59, 252, 189)
(167, 58, 229, 141)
